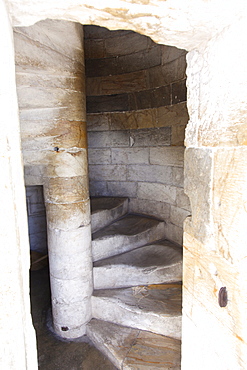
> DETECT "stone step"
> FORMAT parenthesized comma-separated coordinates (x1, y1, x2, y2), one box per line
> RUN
(93, 240, 182, 289)
(91, 283, 182, 339)
(92, 214, 166, 262)
(87, 319, 181, 370)
(91, 197, 129, 233)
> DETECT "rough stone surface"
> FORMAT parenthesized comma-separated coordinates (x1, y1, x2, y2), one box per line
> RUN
(93, 241, 182, 289)
(92, 214, 166, 261)
(91, 197, 129, 232)
(92, 283, 182, 339)
(87, 319, 181, 370)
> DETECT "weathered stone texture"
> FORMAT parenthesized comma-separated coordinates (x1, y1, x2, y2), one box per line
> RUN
(150, 147, 184, 167)
(89, 165, 127, 181)
(88, 149, 111, 165)
(129, 199, 171, 220)
(127, 164, 172, 184)
(88, 130, 129, 148)
(138, 182, 177, 205)
(110, 109, 156, 130)
(107, 181, 138, 198)
(184, 148, 213, 243)
(130, 127, 171, 147)
(111, 148, 149, 165)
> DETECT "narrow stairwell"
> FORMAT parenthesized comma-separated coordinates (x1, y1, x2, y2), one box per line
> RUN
(87, 197, 182, 369)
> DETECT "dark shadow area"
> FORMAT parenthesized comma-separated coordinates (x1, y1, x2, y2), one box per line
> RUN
(30, 267, 117, 370)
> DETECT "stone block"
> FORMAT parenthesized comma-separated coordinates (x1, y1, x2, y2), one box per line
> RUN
(130, 127, 171, 147)
(110, 111, 138, 130)
(127, 164, 172, 185)
(84, 39, 105, 59)
(89, 181, 108, 196)
(17, 85, 84, 111)
(175, 188, 191, 211)
(86, 93, 129, 113)
(148, 55, 187, 88)
(161, 45, 187, 65)
(157, 102, 189, 127)
(117, 45, 161, 75)
(172, 167, 184, 187)
(110, 109, 156, 130)
(44, 176, 89, 203)
(151, 85, 171, 108)
(170, 205, 191, 228)
(150, 147, 184, 166)
(111, 148, 149, 164)
(107, 181, 137, 197)
(138, 182, 177, 205)
(213, 148, 247, 262)
(172, 124, 186, 146)
(88, 149, 111, 165)
(88, 130, 129, 148)
(89, 165, 127, 182)
(86, 113, 110, 131)
(184, 148, 213, 243)
(128, 90, 152, 111)
(172, 79, 187, 105)
(24, 165, 45, 186)
(46, 201, 91, 230)
(129, 199, 170, 220)
(105, 32, 154, 57)
(86, 76, 102, 96)
(164, 222, 183, 246)
(16, 72, 84, 92)
(129, 86, 171, 111)
(14, 28, 84, 75)
(15, 20, 84, 66)
(101, 70, 148, 95)
(85, 56, 118, 77)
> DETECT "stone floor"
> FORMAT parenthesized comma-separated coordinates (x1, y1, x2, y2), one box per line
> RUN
(30, 266, 117, 370)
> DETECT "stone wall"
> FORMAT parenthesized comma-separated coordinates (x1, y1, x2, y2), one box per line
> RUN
(26, 186, 47, 253)
(85, 26, 190, 245)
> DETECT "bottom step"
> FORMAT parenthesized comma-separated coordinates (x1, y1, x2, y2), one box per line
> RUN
(87, 319, 181, 370)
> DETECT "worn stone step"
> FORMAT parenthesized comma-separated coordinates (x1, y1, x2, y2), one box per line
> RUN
(87, 319, 181, 370)
(92, 214, 166, 262)
(91, 197, 129, 233)
(93, 240, 182, 289)
(92, 283, 182, 339)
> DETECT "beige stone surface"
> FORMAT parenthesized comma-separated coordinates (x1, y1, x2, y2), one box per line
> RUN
(87, 319, 181, 370)
(110, 109, 156, 130)
(92, 283, 182, 339)
(150, 147, 184, 167)
(93, 241, 182, 289)
(185, 17, 247, 148)
(91, 196, 129, 232)
(8, 0, 246, 52)
(92, 214, 166, 261)
(0, 1, 38, 368)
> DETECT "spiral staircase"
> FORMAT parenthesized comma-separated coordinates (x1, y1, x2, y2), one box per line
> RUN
(86, 197, 182, 369)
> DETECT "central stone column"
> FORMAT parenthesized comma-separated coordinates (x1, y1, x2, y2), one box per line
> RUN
(44, 132, 92, 338)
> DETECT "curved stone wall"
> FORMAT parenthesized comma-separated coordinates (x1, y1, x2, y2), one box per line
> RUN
(85, 25, 190, 245)
(85, 25, 186, 113)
